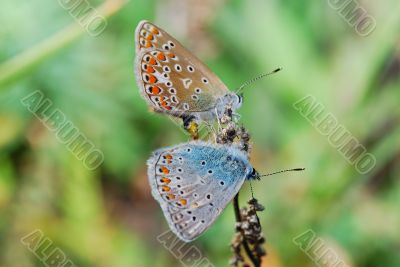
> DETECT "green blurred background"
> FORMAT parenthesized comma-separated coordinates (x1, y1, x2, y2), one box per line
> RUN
(1, 0, 399, 266)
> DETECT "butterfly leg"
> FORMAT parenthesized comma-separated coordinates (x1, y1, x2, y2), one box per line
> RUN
(232, 112, 241, 122)
(214, 108, 223, 133)
(181, 115, 199, 140)
(204, 121, 217, 142)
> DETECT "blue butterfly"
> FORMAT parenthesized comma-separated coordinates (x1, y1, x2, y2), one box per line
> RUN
(147, 141, 258, 242)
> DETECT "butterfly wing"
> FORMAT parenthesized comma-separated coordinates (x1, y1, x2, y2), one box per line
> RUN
(147, 141, 252, 242)
(135, 20, 230, 115)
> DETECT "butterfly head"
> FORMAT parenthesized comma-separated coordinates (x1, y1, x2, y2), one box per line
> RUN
(247, 168, 261, 180)
(216, 93, 243, 116)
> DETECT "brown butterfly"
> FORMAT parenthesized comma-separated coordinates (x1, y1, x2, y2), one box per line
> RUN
(134, 21, 242, 138)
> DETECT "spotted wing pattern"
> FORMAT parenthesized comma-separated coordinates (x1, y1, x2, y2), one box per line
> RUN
(147, 141, 251, 242)
(135, 21, 230, 115)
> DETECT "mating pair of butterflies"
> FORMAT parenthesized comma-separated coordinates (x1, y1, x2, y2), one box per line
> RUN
(134, 21, 256, 242)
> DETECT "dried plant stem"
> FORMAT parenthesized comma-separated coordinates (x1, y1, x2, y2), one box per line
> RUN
(213, 104, 265, 267)
(233, 193, 261, 267)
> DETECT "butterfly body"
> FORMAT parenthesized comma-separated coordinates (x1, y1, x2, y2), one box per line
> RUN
(134, 21, 242, 131)
(147, 141, 256, 242)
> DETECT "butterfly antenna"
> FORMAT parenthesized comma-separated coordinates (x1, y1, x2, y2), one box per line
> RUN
(236, 67, 282, 94)
(259, 168, 305, 178)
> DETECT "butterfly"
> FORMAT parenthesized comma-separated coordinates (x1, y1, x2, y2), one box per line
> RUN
(147, 141, 258, 242)
(134, 21, 242, 138)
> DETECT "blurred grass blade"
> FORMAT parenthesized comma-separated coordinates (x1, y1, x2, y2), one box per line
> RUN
(0, 0, 128, 89)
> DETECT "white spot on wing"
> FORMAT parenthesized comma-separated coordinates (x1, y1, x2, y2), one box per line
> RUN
(181, 78, 192, 89)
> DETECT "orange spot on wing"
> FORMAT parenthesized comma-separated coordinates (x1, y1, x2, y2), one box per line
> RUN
(159, 97, 172, 110)
(148, 74, 157, 84)
(179, 199, 187, 206)
(150, 27, 160, 35)
(163, 154, 173, 160)
(160, 166, 170, 174)
(166, 194, 175, 200)
(144, 41, 152, 48)
(167, 53, 176, 58)
(157, 52, 166, 61)
(163, 154, 173, 163)
(162, 185, 171, 192)
(160, 177, 171, 184)
(148, 57, 157, 65)
(149, 86, 161, 95)
(146, 65, 155, 73)
(161, 102, 172, 110)
(146, 33, 154, 41)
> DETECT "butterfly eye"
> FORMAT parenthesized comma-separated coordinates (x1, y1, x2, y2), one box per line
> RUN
(237, 94, 243, 104)
(187, 65, 194, 72)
